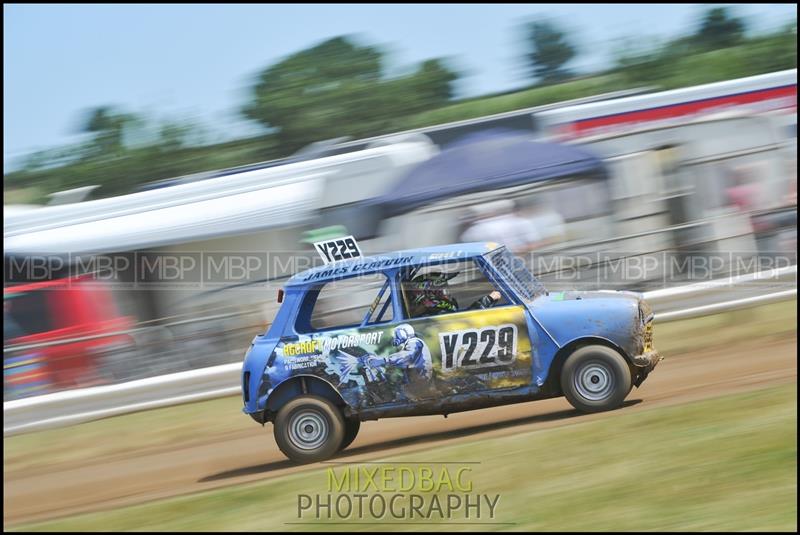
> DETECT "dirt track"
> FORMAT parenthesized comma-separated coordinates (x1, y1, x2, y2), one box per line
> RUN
(4, 334, 797, 526)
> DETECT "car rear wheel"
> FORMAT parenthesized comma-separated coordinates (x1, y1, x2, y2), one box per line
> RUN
(274, 395, 345, 464)
(561, 345, 632, 413)
(339, 418, 361, 452)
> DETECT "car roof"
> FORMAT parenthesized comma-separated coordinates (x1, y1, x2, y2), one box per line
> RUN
(285, 242, 504, 287)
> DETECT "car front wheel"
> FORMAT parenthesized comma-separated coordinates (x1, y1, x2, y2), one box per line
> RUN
(561, 345, 632, 413)
(339, 418, 361, 452)
(274, 395, 345, 464)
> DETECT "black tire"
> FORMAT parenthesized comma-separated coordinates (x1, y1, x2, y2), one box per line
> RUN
(339, 418, 361, 451)
(561, 345, 632, 413)
(273, 395, 345, 464)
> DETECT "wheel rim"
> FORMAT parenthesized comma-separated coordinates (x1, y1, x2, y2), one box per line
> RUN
(288, 409, 329, 450)
(573, 360, 615, 401)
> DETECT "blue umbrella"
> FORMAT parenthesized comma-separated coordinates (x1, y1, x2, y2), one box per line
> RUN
(371, 128, 607, 218)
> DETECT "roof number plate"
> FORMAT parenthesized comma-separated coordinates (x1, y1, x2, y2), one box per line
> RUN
(313, 236, 362, 265)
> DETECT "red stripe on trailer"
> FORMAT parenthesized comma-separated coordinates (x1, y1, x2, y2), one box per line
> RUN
(563, 85, 797, 138)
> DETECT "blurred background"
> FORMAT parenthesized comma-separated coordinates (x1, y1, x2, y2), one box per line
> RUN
(3, 4, 797, 400)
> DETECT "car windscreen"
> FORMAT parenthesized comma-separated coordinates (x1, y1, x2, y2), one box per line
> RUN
(484, 247, 547, 302)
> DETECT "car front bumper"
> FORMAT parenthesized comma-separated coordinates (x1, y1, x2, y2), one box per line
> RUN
(632, 350, 662, 387)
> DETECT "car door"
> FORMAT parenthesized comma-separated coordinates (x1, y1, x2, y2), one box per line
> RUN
(399, 305, 534, 400)
(395, 259, 534, 401)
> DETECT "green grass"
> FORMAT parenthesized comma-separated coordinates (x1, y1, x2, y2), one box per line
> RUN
(3, 186, 46, 205)
(11, 383, 797, 531)
(653, 298, 797, 356)
(4, 299, 795, 475)
(398, 75, 627, 130)
(3, 395, 252, 475)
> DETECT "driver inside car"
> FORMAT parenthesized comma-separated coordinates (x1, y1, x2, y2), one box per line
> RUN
(405, 271, 502, 318)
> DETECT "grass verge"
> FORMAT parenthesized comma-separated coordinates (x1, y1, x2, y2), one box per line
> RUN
(653, 298, 797, 355)
(10, 383, 797, 531)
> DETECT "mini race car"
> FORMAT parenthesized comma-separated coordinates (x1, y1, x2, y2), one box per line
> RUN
(242, 241, 660, 463)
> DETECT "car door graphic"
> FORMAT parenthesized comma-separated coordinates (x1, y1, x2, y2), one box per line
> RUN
(405, 305, 534, 400)
(266, 300, 532, 409)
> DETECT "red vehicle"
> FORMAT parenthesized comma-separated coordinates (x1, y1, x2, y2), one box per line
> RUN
(3, 275, 135, 399)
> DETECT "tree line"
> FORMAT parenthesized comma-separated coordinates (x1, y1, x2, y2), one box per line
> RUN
(4, 7, 796, 201)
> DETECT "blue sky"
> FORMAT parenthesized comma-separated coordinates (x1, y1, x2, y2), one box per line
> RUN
(3, 3, 796, 169)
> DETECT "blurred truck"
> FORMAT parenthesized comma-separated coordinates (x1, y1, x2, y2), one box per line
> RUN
(3, 275, 136, 400)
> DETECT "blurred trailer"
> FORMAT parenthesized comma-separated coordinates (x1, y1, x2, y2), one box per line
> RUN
(357, 114, 796, 292)
(3, 136, 437, 302)
(535, 69, 796, 140)
(3, 138, 438, 392)
(532, 69, 797, 278)
(550, 111, 797, 266)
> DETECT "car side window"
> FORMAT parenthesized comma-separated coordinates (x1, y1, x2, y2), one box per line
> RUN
(400, 259, 509, 320)
(296, 273, 394, 333)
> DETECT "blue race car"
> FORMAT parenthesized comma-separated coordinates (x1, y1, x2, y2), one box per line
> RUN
(242, 242, 660, 463)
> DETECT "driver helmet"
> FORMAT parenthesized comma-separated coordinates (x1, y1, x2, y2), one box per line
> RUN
(392, 324, 415, 346)
(408, 272, 459, 315)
